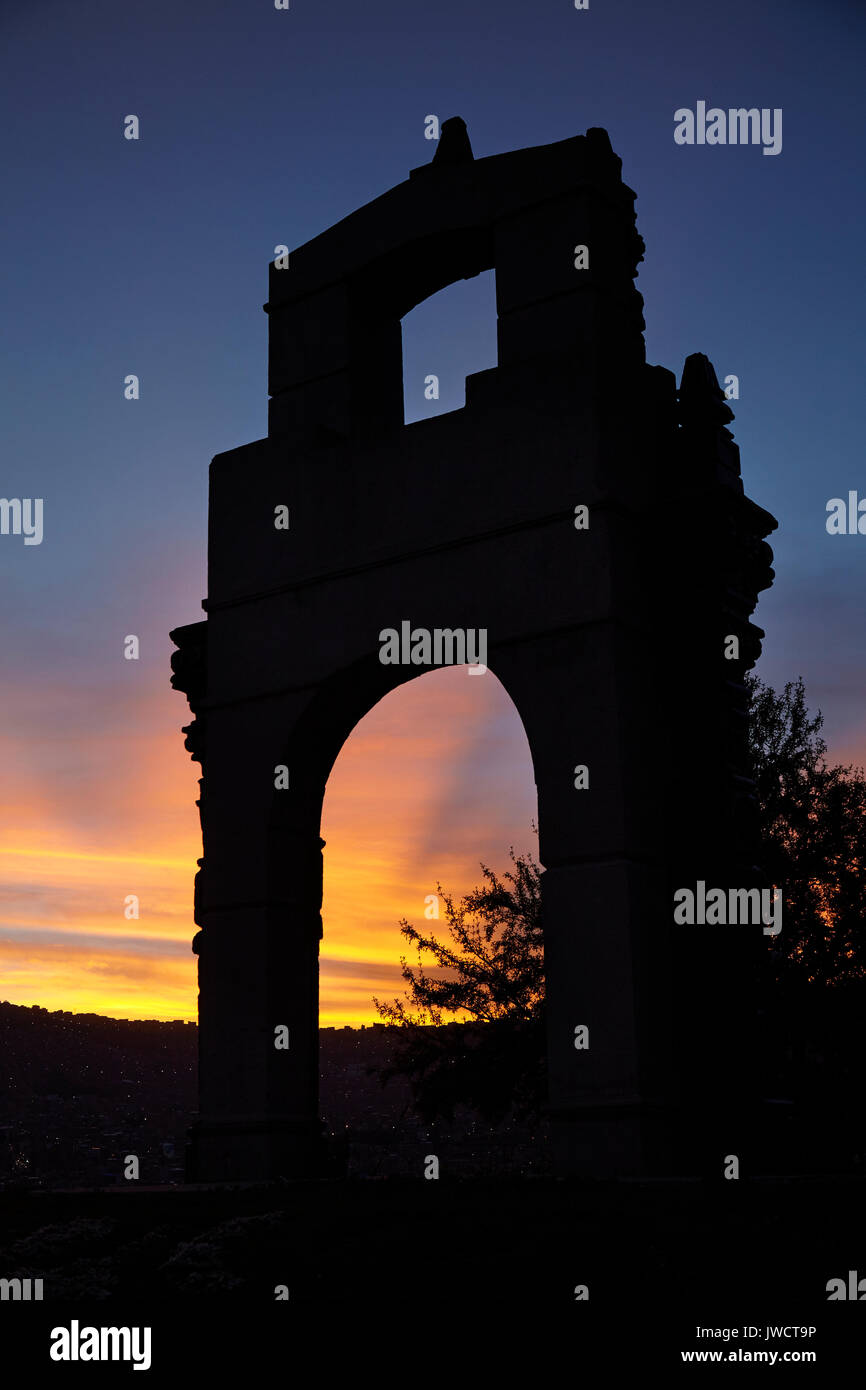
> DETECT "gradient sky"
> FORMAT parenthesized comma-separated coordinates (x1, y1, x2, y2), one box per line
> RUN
(1, 0, 864, 1021)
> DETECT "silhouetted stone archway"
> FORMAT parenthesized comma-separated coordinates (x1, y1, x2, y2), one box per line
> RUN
(171, 120, 776, 1182)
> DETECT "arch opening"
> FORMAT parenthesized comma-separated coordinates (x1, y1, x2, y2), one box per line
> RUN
(401, 269, 497, 424)
(316, 664, 542, 1176)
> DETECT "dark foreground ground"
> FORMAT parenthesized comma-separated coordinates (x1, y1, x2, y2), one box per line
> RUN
(0, 1175, 863, 1372)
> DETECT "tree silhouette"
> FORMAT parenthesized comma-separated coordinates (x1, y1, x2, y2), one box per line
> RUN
(375, 675, 866, 1124)
(373, 847, 544, 1125)
(747, 673, 866, 985)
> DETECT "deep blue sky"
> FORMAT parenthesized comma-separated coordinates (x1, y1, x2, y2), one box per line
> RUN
(3, 0, 865, 756)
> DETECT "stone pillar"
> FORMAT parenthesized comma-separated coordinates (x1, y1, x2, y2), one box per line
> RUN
(188, 831, 324, 1180)
(499, 613, 674, 1176)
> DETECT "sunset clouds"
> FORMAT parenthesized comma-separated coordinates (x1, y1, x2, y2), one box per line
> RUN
(4, 0, 865, 1034)
(0, 659, 537, 1024)
(320, 666, 537, 1023)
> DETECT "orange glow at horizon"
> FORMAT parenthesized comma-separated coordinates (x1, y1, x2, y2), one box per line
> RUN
(319, 667, 537, 1024)
(0, 666, 537, 1025)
